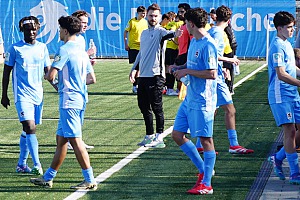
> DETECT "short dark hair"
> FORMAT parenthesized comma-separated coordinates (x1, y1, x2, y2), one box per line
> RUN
(185, 7, 208, 28)
(216, 5, 232, 22)
(72, 10, 88, 19)
(273, 11, 295, 29)
(210, 9, 216, 14)
(162, 13, 171, 21)
(19, 16, 40, 32)
(147, 3, 161, 12)
(137, 5, 146, 13)
(178, 3, 191, 11)
(58, 16, 81, 35)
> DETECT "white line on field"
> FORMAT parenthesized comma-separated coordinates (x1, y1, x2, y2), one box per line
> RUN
(64, 126, 174, 200)
(64, 63, 267, 200)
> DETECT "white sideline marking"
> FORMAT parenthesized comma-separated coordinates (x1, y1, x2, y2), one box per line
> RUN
(233, 63, 267, 89)
(64, 126, 174, 200)
(67, 63, 268, 199)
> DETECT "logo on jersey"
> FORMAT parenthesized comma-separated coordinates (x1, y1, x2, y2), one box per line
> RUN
(20, 111, 25, 118)
(195, 50, 199, 58)
(208, 56, 217, 67)
(53, 55, 61, 62)
(287, 112, 292, 120)
(30, 0, 68, 44)
(273, 53, 283, 64)
(4, 52, 10, 62)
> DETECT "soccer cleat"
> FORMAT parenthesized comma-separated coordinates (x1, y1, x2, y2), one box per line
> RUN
(83, 141, 94, 149)
(187, 183, 213, 195)
(137, 135, 154, 146)
(144, 138, 166, 148)
(67, 142, 73, 150)
(31, 166, 43, 175)
(229, 145, 254, 154)
(166, 89, 178, 96)
(30, 177, 53, 188)
(268, 154, 285, 180)
(16, 165, 32, 174)
(70, 180, 97, 190)
(289, 173, 300, 185)
(132, 86, 138, 94)
(187, 173, 204, 194)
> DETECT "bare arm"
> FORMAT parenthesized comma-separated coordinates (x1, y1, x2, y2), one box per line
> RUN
(1, 64, 13, 108)
(124, 30, 129, 51)
(46, 67, 59, 83)
(86, 72, 96, 85)
(276, 66, 300, 87)
(218, 55, 240, 65)
(173, 68, 217, 80)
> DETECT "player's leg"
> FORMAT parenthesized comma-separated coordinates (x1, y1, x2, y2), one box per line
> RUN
(16, 130, 31, 173)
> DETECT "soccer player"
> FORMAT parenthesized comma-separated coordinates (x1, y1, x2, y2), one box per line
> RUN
(129, 3, 182, 148)
(267, 11, 300, 184)
(1, 16, 51, 175)
(171, 7, 218, 195)
(30, 16, 97, 189)
(124, 6, 148, 94)
(196, 5, 254, 154)
(68, 10, 96, 150)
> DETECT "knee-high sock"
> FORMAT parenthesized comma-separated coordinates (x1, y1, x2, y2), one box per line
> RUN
(286, 152, 299, 176)
(43, 167, 57, 181)
(82, 167, 95, 183)
(18, 131, 29, 166)
(202, 151, 216, 187)
(26, 133, 41, 167)
(180, 140, 204, 173)
(227, 129, 239, 146)
(275, 147, 286, 162)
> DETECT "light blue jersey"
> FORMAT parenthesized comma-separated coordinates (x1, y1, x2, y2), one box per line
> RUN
(185, 35, 218, 111)
(208, 26, 225, 82)
(4, 40, 51, 104)
(268, 36, 300, 104)
(52, 41, 90, 110)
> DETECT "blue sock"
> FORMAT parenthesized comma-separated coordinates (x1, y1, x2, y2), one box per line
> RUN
(18, 131, 29, 167)
(275, 147, 286, 162)
(43, 167, 57, 181)
(286, 152, 299, 176)
(26, 133, 41, 167)
(202, 151, 216, 187)
(227, 129, 239, 146)
(195, 137, 203, 148)
(180, 140, 204, 173)
(82, 167, 95, 183)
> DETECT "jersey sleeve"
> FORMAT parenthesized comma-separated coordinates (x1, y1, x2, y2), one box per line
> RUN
(51, 47, 69, 71)
(4, 45, 16, 67)
(271, 45, 285, 68)
(125, 19, 132, 32)
(202, 42, 218, 70)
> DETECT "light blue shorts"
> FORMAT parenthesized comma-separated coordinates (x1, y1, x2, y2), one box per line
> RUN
(56, 108, 85, 138)
(15, 101, 43, 124)
(217, 81, 233, 107)
(270, 101, 300, 126)
(173, 101, 214, 138)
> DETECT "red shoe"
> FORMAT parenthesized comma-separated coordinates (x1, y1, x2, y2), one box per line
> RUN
(187, 183, 213, 195)
(197, 147, 218, 155)
(229, 145, 254, 154)
(187, 173, 203, 194)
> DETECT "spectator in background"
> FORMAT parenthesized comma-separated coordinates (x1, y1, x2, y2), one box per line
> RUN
(163, 11, 181, 96)
(129, 3, 182, 148)
(1, 16, 51, 176)
(223, 22, 238, 94)
(124, 6, 148, 94)
(209, 9, 217, 27)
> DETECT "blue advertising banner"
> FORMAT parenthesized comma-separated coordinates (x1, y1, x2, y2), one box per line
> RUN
(0, 0, 295, 58)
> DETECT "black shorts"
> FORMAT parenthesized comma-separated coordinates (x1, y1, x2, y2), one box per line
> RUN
(165, 48, 178, 65)
(175, 53, 187, 65)
(128, 49, 139, 64)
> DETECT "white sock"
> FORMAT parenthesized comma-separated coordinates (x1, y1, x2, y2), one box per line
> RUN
(155, 133, 163, 141)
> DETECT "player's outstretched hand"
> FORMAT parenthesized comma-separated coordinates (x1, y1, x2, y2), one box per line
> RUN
(1, 96, 10, 109)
